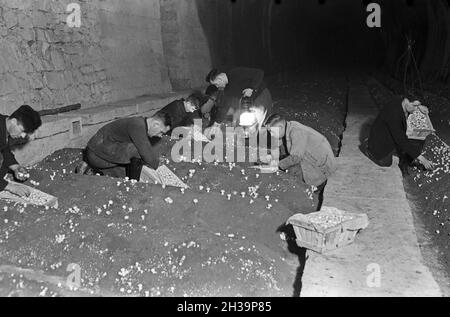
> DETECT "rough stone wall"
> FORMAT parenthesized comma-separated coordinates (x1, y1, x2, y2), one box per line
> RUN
(0, 0, 172, 115)
(160, 0, 216, 90)
(97, 0, 172, 100)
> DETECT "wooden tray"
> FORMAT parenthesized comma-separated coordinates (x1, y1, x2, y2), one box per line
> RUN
(140, 165, 188, 188)
(406, 112, 435, 140)
(0, 182, 58, 208)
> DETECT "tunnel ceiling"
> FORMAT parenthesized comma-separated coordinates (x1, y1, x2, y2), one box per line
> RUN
(196, 0, 450, 82)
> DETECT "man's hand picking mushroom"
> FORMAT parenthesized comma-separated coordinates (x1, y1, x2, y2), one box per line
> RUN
(417, 155, 434, 170)
(11, 165, 30, 182)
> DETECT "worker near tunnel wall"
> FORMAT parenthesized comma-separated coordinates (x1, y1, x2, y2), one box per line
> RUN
(0, 105, 42, 198)
(203, 67, 273, 138)
(363, 96, 434, 171)
(76, 112, 172, 180)
(263, 114, 337, 190)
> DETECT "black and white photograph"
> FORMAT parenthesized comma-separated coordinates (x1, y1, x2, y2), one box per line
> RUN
(0, 0, 449, 300)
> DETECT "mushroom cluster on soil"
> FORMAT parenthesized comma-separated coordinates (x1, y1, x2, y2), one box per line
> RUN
(411, 135, 450, 231)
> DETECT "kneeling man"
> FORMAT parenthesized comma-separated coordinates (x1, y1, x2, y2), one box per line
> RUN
(78, 113, 171, 179)
(264, 114, 337, 188)
(1, 105, 42, 197)
(365, 96, 433, 170)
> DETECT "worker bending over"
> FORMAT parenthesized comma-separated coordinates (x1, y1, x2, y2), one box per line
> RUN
(1, 105, 42, 197)
(263, 114, 337, 189)
(76, 113, 171, 180)
(364, 96, 433, 171)
(156, 93, 203, 132)
(204, 67, 273, 138)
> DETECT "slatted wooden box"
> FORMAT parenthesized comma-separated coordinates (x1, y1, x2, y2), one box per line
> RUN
(286, 208, 369, 254)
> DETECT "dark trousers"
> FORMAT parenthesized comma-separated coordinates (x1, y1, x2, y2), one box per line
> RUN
(0, 153, 8, 183)
(361, 138, 394, 167)
(368, 150, 394, 167)
(85, 149, 143, 180)
(316, 180, 327, 210)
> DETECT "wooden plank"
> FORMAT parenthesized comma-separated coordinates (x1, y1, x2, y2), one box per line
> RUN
(38, 103, 81, 116)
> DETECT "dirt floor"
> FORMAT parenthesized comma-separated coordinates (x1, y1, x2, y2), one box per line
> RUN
(0, 72, 348, 297)
(367, 75, 450, 294)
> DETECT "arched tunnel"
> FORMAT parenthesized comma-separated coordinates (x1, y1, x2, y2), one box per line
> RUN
(193, 0, 450, 81)
(196, 0, 385, 73)
(1, 0, 450, 298)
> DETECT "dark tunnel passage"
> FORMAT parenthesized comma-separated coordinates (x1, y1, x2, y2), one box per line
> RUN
(194, 0, 450, 83)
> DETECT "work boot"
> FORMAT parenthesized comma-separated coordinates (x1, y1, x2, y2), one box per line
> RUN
(126, 158, 144, 181)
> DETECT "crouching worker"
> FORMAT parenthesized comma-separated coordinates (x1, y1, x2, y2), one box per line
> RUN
(76, 113, 171, 180)
(156, 92, 203, 132)
(1, 105, 42, 197)
(263, 114, 337, 190)
(204, 67, 273, 139)
(364, 96, 433, 171)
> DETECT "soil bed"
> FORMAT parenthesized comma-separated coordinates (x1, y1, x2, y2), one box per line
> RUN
(0, 72, 348, 296)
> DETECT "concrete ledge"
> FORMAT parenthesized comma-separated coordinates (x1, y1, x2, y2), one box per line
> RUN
(13, 88, 202, 166)
(33, 115, 74, 139)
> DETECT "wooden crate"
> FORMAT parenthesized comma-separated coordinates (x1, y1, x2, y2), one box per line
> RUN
(140, 165, 188, 188)
(287, 208, 369, 254)
(0, 182, 58, 208)
(406, 112, 435, 140)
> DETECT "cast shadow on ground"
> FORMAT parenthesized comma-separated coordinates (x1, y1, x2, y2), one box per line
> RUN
(359, 119, 374, 145)
(277, 223, 308, 297)
(357, 119, 374, 160)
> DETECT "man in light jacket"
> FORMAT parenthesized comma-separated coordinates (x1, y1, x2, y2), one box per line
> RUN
(263, 114, 337, 188)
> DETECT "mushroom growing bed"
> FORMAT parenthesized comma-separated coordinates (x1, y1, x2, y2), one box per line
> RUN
(0, 73, 348, 296)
